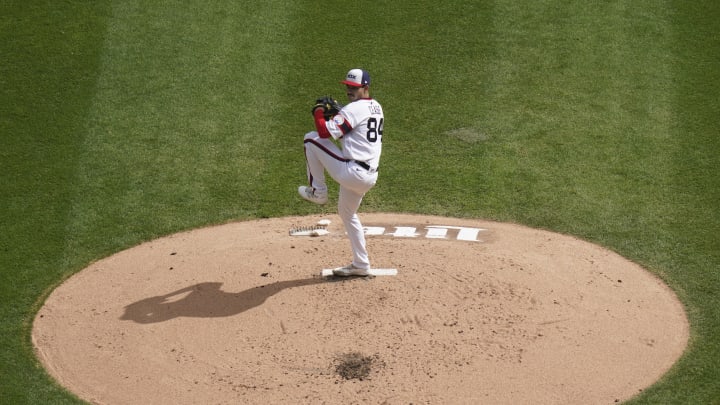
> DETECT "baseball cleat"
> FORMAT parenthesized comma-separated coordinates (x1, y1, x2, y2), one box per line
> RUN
(298, 186, 328, 205)
(332, 264, 370, 277)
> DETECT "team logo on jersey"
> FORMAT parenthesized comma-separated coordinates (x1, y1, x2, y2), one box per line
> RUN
(332, 115, 345, 125)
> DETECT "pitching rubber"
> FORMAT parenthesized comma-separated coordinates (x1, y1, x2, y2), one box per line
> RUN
(320, 268, 398, 277)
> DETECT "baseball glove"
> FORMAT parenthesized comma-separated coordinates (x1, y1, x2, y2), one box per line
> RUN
(312, 95, 343, 119)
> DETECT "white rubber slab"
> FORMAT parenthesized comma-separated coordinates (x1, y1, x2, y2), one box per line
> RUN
(321, 268, 398, 277)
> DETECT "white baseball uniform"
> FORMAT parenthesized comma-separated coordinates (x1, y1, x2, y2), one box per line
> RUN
(303, 97, 384, 269)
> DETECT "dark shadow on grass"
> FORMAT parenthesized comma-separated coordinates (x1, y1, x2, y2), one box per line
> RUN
(120, 277, 340, 324)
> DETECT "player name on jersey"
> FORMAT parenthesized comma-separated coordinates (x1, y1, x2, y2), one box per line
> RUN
(362, 225, 487, 242)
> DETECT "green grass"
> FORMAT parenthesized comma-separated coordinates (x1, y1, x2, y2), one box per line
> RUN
(1, 0, 719, 403)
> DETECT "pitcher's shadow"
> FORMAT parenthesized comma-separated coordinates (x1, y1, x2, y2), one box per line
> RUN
(120, 277, 331, 324)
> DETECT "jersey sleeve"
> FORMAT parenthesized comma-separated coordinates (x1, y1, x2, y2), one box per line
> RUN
(313, 109, 332, 138)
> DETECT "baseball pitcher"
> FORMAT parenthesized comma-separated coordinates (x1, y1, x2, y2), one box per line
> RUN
(299, 68, 385, 276)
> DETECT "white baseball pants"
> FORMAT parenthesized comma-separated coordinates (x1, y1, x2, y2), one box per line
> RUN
(303, 131, 378, 269)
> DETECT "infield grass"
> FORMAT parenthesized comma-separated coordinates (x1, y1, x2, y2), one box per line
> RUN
(1, 0, 719, 403)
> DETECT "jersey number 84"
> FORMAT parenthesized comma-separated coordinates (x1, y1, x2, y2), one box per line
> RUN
(366, 117, 384, 142)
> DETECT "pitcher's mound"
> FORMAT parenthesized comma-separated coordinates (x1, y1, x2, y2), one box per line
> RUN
(33, 213, 688, 404)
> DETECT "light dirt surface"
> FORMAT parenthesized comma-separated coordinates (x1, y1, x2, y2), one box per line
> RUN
(33, 213, 688, 404)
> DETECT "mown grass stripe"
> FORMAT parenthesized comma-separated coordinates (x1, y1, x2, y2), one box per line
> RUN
(61, 1, 299, 263)
(1, 2, 111, 403)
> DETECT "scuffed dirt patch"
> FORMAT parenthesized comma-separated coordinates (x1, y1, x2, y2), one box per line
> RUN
(334, 352, 385, 381)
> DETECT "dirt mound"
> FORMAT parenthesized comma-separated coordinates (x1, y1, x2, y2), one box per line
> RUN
(33, 213, 688, 404)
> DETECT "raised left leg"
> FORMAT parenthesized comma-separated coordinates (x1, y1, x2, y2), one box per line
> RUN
(302, 131, 346, 194)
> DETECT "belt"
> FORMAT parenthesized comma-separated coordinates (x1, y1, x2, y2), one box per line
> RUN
(353, 160, 378, 172)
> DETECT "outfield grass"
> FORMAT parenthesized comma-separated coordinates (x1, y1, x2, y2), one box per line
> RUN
(1, 1, 719, 403)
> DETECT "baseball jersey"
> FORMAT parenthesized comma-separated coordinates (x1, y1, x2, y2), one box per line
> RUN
(326, 98, 384, 169)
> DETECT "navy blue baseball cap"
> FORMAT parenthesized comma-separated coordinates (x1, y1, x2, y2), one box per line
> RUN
(341, 68, 370, 87)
